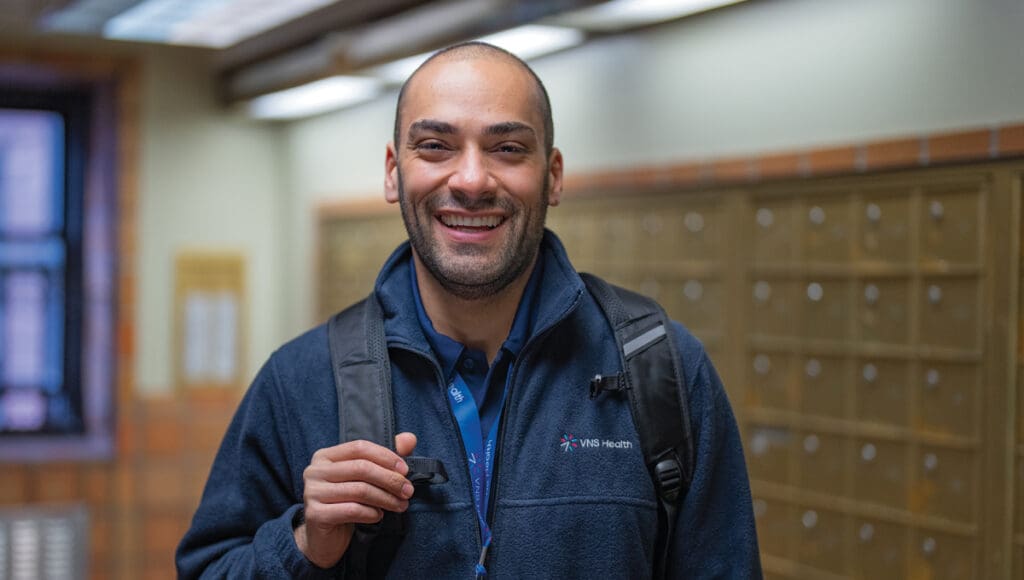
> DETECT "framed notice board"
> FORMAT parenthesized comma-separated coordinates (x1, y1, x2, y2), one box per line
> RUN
(173, 251, 246, 390)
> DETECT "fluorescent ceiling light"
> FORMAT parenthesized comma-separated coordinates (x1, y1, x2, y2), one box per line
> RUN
(104, 0, 334, 48)
(555, 0, 748, 31)
(248, 76, 383, 120)
(372, 24, 585, 84)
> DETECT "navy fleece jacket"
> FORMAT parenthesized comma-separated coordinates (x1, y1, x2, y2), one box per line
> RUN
(176, 230, 762, 578)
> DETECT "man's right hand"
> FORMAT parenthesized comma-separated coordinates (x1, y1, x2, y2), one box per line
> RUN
(294, 432, 418, 569)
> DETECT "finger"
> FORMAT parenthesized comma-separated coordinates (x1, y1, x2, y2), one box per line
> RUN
(306, 479, 410, 513)
(305, 500, 384, 527)
(306, 459, 414, 499)
(395, 432, 417, 461)
(312, 439, 406, 471)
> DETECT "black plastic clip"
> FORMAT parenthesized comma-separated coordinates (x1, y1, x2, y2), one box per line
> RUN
(590, 373, 628, 398)
(653, 458, 683, 502)
(405, 456, 449, 486)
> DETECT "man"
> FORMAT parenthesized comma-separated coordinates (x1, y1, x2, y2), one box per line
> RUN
(177, 42, 761, 578)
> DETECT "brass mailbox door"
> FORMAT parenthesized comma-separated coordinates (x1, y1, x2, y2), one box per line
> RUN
(748, 353, 796, 411)
(853, 438, 909, 510)
(798, 431, 847, 496)
(748, 426, 794, 486)
(916, 362, 980, 439)
(751, 199, 799, 265)
(854, 359, 910, 427)
(860, 192, 912, 265)
(853, 518, 908, 580)
(664, 277, 723, 335)
(800, 356, 848, 419)
(804, 197, 853, 265)
(676, 204, 720, 263)
(909, 530, 976, 580)
(911, 445, 977, 524)
(636, 207, 680, 267)
(797, 508, 848, 576)
(802, 279, 853, 342)
(858, 277, 912, 346)
(753, 498, 796, 562)
(919, 189, 983, 267)
(751, 278, 800, 338)
(918, 277, 982, 352)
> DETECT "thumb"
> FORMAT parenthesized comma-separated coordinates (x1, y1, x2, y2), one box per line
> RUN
(395, 432, 417, 457)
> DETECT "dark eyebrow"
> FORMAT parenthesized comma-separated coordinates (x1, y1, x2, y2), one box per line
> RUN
(484, 122, 536, 138)
(407, 119, 457, 139)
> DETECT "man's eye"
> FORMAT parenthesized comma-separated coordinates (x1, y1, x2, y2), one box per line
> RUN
(496, 144, 527, 154)
(416, 141, 448, 151)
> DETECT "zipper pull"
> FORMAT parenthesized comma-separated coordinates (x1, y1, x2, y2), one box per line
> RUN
(475, 544, 489, 578)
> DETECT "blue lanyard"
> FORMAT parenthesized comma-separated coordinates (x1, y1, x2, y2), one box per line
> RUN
(445, 371, 509, 577)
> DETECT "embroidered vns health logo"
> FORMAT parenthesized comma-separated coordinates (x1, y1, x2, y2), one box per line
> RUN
(560, 432, 634, 452)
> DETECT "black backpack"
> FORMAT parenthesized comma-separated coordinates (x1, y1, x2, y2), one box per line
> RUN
(327, 273, 694, 579)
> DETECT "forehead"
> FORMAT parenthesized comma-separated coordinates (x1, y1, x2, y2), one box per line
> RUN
(400, 56, 543, 138)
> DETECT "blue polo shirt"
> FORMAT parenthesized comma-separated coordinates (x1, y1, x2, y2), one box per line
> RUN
(410, 255, 542, 440)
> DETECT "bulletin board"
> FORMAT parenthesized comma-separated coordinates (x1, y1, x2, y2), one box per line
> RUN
(173, 251, 246, 390)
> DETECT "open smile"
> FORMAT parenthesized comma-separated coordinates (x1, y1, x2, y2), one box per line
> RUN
(436, 214, 507, 231)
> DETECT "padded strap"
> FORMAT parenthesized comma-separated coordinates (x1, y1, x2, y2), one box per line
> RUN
(328, 296, 396, 452)
(581, 273, 693, 579)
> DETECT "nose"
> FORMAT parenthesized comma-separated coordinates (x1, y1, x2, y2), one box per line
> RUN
(447, 148, 495, 198)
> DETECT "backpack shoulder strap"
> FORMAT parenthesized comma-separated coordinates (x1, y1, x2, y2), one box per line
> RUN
(580, 273, 694, 580)
(326, 294, 448, 578)
(328, 294, 395, 451)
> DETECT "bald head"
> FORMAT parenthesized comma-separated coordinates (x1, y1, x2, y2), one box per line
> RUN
(393, 41, 555, 156)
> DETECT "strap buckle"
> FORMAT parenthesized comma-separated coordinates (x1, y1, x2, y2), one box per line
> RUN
(653, 458, 683, 502)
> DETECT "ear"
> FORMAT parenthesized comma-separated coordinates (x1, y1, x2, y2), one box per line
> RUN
(385, 141, 400, 204)
(546, 147, 564, 207)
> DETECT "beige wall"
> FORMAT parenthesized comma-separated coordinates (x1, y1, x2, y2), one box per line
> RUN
(133, 46, 284, 393)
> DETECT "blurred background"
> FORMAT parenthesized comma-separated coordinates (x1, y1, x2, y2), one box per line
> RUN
(1, 0, 1023, 578)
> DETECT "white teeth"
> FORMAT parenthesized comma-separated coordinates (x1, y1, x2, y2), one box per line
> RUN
(440, 215, 503, 228)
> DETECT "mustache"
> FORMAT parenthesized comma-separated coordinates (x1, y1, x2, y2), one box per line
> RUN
(429, 191, 515, 213)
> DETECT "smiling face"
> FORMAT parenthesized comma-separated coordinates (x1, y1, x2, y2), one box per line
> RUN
(385, 51, 563, 300)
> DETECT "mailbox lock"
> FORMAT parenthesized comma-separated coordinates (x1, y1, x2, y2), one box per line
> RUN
(809, 206, 826, 226)
(805, 359, 822, 378)
(921, 536, 937, 556)
(753, 281, 772, 303)
(684, 211, 705, 233)
(683, 280, 703, 302)
(801, 510, 818, 529)
(756, 208, 775, 228)
(927, 285, 943, 305)
(753, 354, 771, 376)
(923, 453, 939, 473)
(858, 523, 875, 543)
(861, 443, 877, 462)
(862, 363, 879, 383)
(864, 284, 880, 305)
(929, 200, 944, 221)
(807, 282, 824, 302)
(803, 434, 820, 454)
(641, 213, 662, 235)
(865, 203, 882, 224)
(925, 368, 941, 390)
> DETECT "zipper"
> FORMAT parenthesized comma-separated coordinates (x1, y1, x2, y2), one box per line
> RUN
(390, 344, 486, 562)
(482, 289, 584, 558)
(390, 284, 585, 576)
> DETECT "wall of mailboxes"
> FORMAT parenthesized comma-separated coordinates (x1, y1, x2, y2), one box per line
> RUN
(316, 161, 1024, 580)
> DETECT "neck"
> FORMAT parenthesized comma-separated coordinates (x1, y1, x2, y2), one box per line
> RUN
(414, 253, 536, 365)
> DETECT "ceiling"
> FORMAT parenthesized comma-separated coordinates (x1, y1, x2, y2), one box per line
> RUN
(0, 0, 747, 116)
